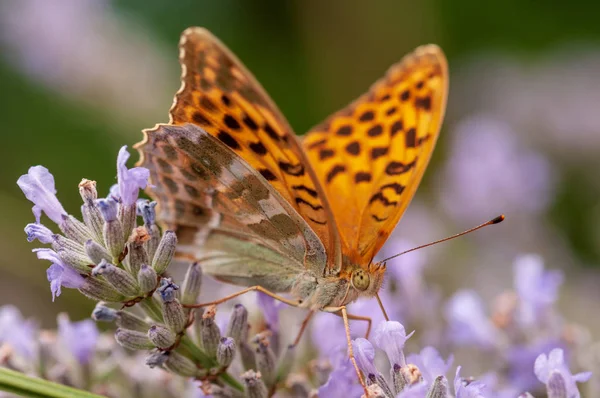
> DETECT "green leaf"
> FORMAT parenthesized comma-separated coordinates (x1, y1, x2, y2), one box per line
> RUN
(0, 367, 105, 398)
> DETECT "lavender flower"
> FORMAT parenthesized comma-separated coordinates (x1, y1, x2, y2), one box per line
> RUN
(406, 347, 453, 385)
(445, 290, 502, 348)
(534, 348, 591, 398)
(317, 350, 364, 398)
(34, 248, 85, 301)
(57, 313, 99, 364)
(352, 338, 378, 377)
(454, 366, 488, 398)
(17, 165, 67, 224)
(0, 305, 37, 359)
(373, 320, 414, 368)
(24, 223, 54, 244)
(115, 146, 150, 206)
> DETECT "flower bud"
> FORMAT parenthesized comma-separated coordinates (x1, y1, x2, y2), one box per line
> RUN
(148, 324, 176, 349)
(201, 306, 221, 358)
(137, 200, 157, 227)
(242, 370, 268, 398)
(79, 179, 104, 242)
(254, 333, 276, 387)
(52, 235, 93, 272)
(115, 328, 154, 350)
(116, 310, 149, 332)
(144, 224, 161, 260)
(164, 350, 200, 377)
(367, 373, 393, 398)
(84, 239, 111, 265)
(217, 337, 236, 367)
(145, 350, 169, 368)
(97, 198, 118, 222)
(226, 304, 247, 344)
(181, 262, 202, 306)
(119, 203, 137, 242)
(138, 265, 158, 295)
(91, 302, 117, 322)
(152, 230, 177, 274)
(391, 364, 405, 395)
(208, 384, 245, 398)
(92, 259, 139, 297)
(78, 276, 126, 302)
(426, 375, 449, 398)
(60, 214, 94, 244)
(126, 227, 150, 275)
(162, 299, 186, 334)
(192, 307, 204, 346)
(240, 341, 257, 371)
(157, 278, 179, 302)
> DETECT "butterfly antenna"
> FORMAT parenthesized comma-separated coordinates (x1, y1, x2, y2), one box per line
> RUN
(380, 214, 505, 263)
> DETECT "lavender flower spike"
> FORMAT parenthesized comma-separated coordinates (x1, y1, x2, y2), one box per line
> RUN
(406, 346, 453, 385)
(17, 165, 67, 224)
(57, 313, 99, 365)
(373, 320, 414, 368)
(116, 146, 149, 206)
(34, 248, 85, 301)
(534, 348, 591, 398)
(454, 367, 487, 398)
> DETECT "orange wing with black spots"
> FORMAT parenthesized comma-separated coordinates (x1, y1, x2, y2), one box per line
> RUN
(303, 45, 448, 265)
(168, 27, 342, 269)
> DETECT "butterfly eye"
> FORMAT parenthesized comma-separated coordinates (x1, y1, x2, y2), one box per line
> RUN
(351, 270, 370, 291)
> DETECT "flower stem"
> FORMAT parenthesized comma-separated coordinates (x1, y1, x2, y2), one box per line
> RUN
(139, 296, 163, 322)
(0, 367, 104, 398)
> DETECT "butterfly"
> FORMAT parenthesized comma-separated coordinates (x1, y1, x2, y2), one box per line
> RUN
(135, 27, 447, 390)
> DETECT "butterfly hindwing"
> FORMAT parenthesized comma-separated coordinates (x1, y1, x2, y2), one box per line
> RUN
(136, 123, 328, 292)
(169, 27, 342, 270)
(303, 45, 448, 264)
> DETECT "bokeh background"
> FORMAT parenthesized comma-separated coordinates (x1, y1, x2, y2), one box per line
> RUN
(1, 0, 599, 350)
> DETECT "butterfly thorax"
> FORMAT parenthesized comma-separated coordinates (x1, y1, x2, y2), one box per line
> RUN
(291, 257, 386, 310)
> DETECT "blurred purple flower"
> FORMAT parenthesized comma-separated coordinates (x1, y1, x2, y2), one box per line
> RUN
(406, 346, 453, 385)
(444, 290, 501, 348)
(24, 223, 54, 244)
(0, 306, 37, 359)
(397, 382, 429, 397)
(257, 292, 281, 332)
(34, 248, 85, 301)
(57, 313, 99, 364)
(534, 348, 591, 398)
(17, 166, 67, 225)
(514, 254, 563, 325)
(311, 312, 347, 356)
(115, 146, 149, 206)
(454, 366, 488, 398)
(317, 353, 364, 398)
(439, 115, 554, 224)
(373, 320, 413, 368)
(507, 340, 566, 392)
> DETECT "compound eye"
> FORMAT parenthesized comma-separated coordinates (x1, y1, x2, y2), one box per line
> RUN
(352, 270, 370, 291)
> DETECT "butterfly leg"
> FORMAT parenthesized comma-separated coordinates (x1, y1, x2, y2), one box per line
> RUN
(183, 285, 301, 308)
(340, 305, 369, 394)
(291, 310, 315, 347)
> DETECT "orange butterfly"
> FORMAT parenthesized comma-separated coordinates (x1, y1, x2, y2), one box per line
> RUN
(136, 27, 448, 391)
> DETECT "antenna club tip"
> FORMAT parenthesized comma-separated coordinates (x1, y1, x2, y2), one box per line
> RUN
(491, 214, 505, 224)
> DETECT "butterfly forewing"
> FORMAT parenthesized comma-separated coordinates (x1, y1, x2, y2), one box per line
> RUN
(169, 27, 342, 269)
(303, 45, 448, 264)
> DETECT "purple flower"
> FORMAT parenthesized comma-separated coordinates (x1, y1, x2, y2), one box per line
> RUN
(34, 248, 85, 301)
(454, 367, 487, 398)
(17, 165, 67, 224)
(24, 223, 54, 244)
(97, 197, 118, 222)
(444, 290, 501, 348)
(57, 313, 99, 364)
(0, 305, 37, 359)
(257, 292, 282, 332)
(115, 146, 149, 206)
(534, 348, 591, 398)
(507, 340, 566, 392)
(373, 321, 414, 367)
(514, 254, 563, 325)
(317, 351, 364, 398)
(351, 338, 378, 376)
(312, 312, 347, 356)
(406, 346, 453, 385)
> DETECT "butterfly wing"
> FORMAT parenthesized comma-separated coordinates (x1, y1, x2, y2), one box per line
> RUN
(303, 45, 448, 265)
(168, 27, 342, 270)
(137, 123, 327, 291)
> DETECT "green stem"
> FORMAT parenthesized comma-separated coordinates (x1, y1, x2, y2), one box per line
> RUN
(138, 296, 163, 322)
(0, 367, 105, 398)
(177, 336, 243, 392)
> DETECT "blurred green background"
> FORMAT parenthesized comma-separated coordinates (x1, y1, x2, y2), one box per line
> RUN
(1, 0, 600, 328)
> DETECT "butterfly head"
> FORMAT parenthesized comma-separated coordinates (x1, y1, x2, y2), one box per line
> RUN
(345, 260, 386, 303)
